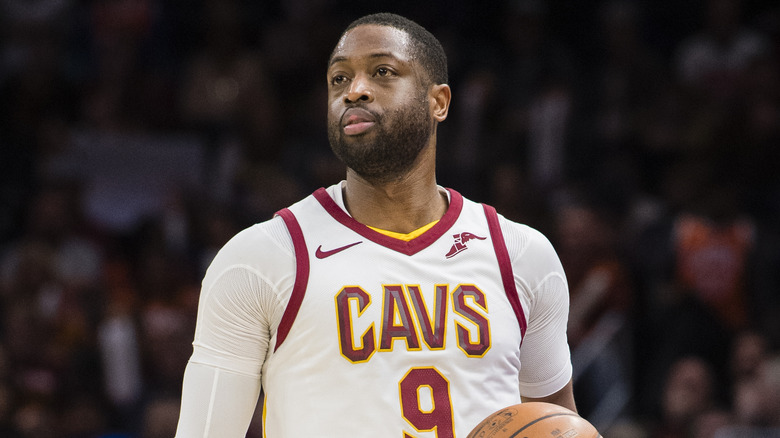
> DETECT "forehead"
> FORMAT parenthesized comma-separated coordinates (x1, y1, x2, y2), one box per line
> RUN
(330, 24, 414, 65)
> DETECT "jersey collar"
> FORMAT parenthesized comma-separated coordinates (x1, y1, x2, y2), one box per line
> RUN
(313, 187, 463, 256)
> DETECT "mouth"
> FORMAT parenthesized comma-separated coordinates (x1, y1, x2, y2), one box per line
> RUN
(341, 107, 377, 136)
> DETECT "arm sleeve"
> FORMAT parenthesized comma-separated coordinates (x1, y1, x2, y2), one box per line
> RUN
(175, 362, 262, 437)
(176, 222, 292, 437)
(501, 218, 573, 398)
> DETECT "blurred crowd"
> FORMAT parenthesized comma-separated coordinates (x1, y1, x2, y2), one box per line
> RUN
(1, 0, 779, 437)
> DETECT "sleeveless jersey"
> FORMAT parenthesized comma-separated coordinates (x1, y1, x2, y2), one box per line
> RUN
(262, 186, 529, 437)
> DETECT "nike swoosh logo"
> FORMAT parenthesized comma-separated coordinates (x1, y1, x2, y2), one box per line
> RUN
(315, 241, 363, 259)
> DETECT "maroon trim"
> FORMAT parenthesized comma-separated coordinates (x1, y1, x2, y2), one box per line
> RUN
(274, 208, 310, 351)
(483, 204, 527, 339)
(312, 187, 463, 256)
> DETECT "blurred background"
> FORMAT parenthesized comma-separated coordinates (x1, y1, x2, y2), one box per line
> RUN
(1, 0, 779, 437)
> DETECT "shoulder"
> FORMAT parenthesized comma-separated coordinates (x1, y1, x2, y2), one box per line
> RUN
(455, 195, 565, 287)
(203, 216, 295, 291)
(492, 214, 566, 293)
(499, 216, 562, 269)
(455, 195, 564, 279)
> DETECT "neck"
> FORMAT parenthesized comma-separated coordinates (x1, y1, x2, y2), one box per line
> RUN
(342, 145, 447, 234)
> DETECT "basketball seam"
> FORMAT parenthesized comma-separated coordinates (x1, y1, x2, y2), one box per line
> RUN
(508, 413, 581, 438)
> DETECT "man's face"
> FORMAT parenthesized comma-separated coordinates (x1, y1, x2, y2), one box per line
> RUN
(326, 24, 433, 183)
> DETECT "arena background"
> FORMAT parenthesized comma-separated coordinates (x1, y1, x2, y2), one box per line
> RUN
(1, 1, 779, 437)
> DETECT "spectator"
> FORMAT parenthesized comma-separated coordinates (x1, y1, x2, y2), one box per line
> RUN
(650, 356, 719, 438)
(729, 329, 770, 385)
(693, 408, 734, 438)
(674, 0, 770, 100)
(714, 355, 780, 436)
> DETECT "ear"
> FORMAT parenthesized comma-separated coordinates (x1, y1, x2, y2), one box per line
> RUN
(429, 84, 451, 122)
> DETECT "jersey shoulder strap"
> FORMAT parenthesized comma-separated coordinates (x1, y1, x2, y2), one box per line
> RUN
(482, 204, 527, 338)
(273, 208, 310, 351)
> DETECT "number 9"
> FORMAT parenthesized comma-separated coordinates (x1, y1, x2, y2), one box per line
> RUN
(399, 367, 455, 438)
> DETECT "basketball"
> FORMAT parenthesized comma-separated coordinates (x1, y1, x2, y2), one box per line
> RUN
(467, 402, 602, 438)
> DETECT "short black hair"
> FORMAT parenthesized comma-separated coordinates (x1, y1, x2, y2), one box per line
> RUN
(338, 13, 448, 85)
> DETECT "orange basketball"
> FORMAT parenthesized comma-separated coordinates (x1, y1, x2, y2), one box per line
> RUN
(467, 402, 601, 438)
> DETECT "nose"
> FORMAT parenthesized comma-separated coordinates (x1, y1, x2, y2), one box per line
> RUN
(345, 74, 374, 104)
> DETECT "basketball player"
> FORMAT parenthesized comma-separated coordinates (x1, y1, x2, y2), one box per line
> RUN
(175, 13, 576, 437)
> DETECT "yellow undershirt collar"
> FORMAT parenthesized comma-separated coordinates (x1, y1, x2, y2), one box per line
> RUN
(368, 220, 439, 241)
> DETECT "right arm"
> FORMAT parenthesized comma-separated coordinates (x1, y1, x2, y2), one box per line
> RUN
(176, 222, 293, 437)
(176, 361, 262, 437)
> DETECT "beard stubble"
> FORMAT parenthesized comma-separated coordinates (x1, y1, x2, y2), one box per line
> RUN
(328, 94, 432, 183)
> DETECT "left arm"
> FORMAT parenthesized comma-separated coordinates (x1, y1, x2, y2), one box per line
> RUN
(506, 222, 575, 411)
(522, 378, 577, 412)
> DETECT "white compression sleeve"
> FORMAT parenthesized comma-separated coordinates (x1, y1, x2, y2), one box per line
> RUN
(176, 218, 294, 437)
(500, 217, 573, 398)
(175, 361, 262, 438)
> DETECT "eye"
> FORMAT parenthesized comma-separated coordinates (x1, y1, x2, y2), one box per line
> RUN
(375, 67, 394, 77)
(331, 74, 349, 86)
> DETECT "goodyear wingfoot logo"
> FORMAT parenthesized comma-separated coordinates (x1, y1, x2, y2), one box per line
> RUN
(445, 232, 486, 258)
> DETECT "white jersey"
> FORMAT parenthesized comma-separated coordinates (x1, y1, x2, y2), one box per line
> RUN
(176, 183, 572, 438)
